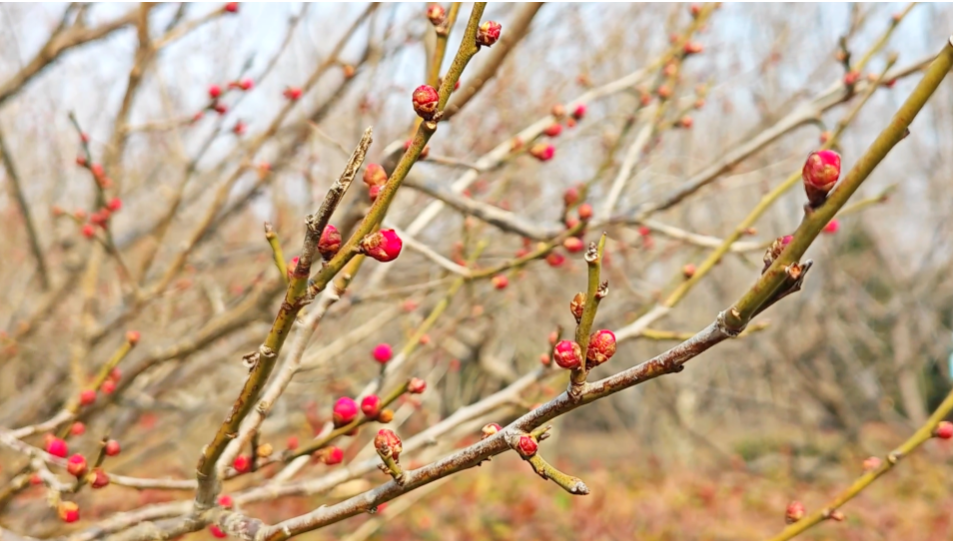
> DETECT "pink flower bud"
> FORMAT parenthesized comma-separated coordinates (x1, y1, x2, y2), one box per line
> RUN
(58, 501, 80, 523)
(363, 163, 387, 187)
(587, 330, 617, 366)
(862, 456, 881, 471)
(126, 330, 141, 345)
(79, 389, 96, 406)
(217, 494, 234, 508)
(529, 143, 555, 162)
(802, 150, 841, 206)
(232, 454, 251, 473)
(491, 275, 508, 290)
(373, 343, 393, 363)
(577, 203, 593, 221)
(361, 394, 382, 418)
(412, 84, 440, 119)
(683, 263, 696, 278)
(70, 422, 86, 436)
(67, 454, 88, 477)
(213, 103, 228, 115)
(209, 525, 227, 539)
(361, 229, 403, 262)
(683, 42, 704, 55)
(426, 4, 446, 25)
(678, 116, 693, 129)
(283, 87, 303, 101)
(318, 224, 342, 260)
(333, 397, 359, 427)
(553, 340, 583, 369)
(323, 446, 344, 465)
(407, 377, 427, 394)
(563, 186, 580, 206)
(843, 70, 860, 86)
(516, 435, 538, 458)
(571, 104, 586, 120)
(375, 429, 403, 460)
(88, 468, 110, 489)
(785, 501, 806, 524)
(104, 440, 121, 456)
(238, 78, 253, 91)
(482, 423, 502, 439)
(101, 379, 116, 394)
(232, 120, 246, 136)
(106, 197, 122, 212)
(224, 2, 238, 13)
(286, 436, 299, 451)
(476, 21, 502, 47)
(208, 84, 222, 99)
(546, 252, 566, 268)
(46, 437, 68, 458)
(822, 219, 840, 234)
(563, 237, 585, 253)
(544, 123, 562, 137)
(935, 421, 953, 439)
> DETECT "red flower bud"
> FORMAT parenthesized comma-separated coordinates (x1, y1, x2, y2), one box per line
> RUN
(476, 21, 502, 47)
(67, 454, 88, 477)
(546, 252, 566, 268)
(935, 421, 953, 439)
(232, 120, 246, 136)
(79, 389, 96, 406)
(563, 186, 580, 206)
(373, 343, 393, 363)
(491, 275, 508, 290)
(678, 116, 693, 129)
(106, 197, 122, 212)
(407, 377, 427, 394)
(333, 397, 359, 427)
(363, 164, 388, 190)
(570, 292, 586, 322)
(683, 263, 696, 278)
(426, 4, 446, 25)
(126, 330, 141, 344)
(822, 219, 840, 234)
(862, 456, 882, 471)
(412, 84, 440, 119)
(361, 395, 382, 418)
(209, 525, 227, 539)
(217, 494, 234, 508)
(58, 501, 80, 523)
(553, 340, 583, 369)
(88, 468, 110, 489)
(47, 437, 68, 458)
(785, 501, 806, 524)
(843, 70, 860, 86)
(690, 4, 701, 17)
(224, 2, 239, 13)
(213, 103, 228, 115)
(238, 78, 253, 91)
(577, 203, 593, 221)
(544, 123, 562, 137)
(286, 436, 299, 451)
(208, 84, 222, 99)
(75, 155, 87, 167)
(101, 379, 116, 394)
(232, 454, 251, 473)
(571, 104, 586, 120)
(516, 435, 538, 458)
(318, 224, 342, 260)
(819, 131, 831, 144)
(657, 85, 672, 99)
(323, 446, 344, 465)
(283, 86, 302, 101)
(374, 429, 403, 460)
(802, 150, 841, 206)
(30, 473, 42, 485)
(586, 330, 617, 366)
(104, 439, 121, 456)
(683, 42, 704, 55)
(529, 143, 555, 162)
(361, 229, 403, 262)
(563, 237, 585, 253)
(482, 423, 502, 439)
(70, 422, 86, 436)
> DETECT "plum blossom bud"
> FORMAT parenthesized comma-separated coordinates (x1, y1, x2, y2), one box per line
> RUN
(70, 422, 85, 436)
(683, 42, 704, 55)
(67, 454, 88, 477)
(529, 143, 555, 162)
(88, 468, 110, 489)
(361, 395, 382, 419)
(105, 440, 121, 456)
(375, 429, 403, 460)
(233, 455, 251, 473)
(683, 263, 696, 278)
(333, 397, 359, 427)
(563, 186, 580, 206)
(546, 252, 566, 267)
(785, 501, 806, 524)
(224, 2, 238, 13)
(208, 84, 222, 99)
(491, 274, 508, 290)
(426, 4, 446, 25)
(577, 203, 593, 221)
(935, 421, 953, 439)
(363, 163, 388, 188)
(318, 224, 342, 259)
(482, 423, 502, 439)
(361, 229, 403, 262)
(587, 330, 617, 366)
(572, 104, 586, 120)
(476, 21, 502, 47)
(283, 86, 303, 101)
(823, 219, 840, 234)
(373, 343, 393, 363)
(107, 198, 122, 212)
(544, 123, 562, 137)
(516, 435, 538, 458)
(412, 85, 440, 119)
(209, 526, 226, 539)
(678, 116, 693, 129)
(46, 437, 68, 458)
(373, 409, 393, 423)
(570, 292, 586, 322)
(553, 340, 583, 369)
(763, 235, 794, 272)
(862, 456, 882, 471)
(79, 389, 96, 406)
(58, 501, 80, 523)
(126, 330, 141, 345)
(323, 446, 344, 465)
(802, 150, 841, 206)
(218, 494, 234, 508)
(843, 70, 860, 86)
(408, 377, 427, 394)
(256, 443, 273, 458)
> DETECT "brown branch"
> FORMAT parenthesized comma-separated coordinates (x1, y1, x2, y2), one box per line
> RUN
(0, 126, 49, 289)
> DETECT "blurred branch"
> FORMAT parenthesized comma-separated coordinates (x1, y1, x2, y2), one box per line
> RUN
(0, 127, 49, 289)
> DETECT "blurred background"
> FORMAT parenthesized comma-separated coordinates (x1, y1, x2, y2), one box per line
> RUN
(1, 2, 952, 540)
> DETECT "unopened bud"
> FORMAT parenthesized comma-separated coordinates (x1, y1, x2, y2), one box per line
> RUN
(412, 85, 440, 119)
(570, 292, 586, 322)
(333, 397, 359, 427)
(318, 224, 342, 260)
(586, 330, 616, 366)
(426, 4, 446, 25)
(577, 203, 593, 221)
(375, 429, 403, 460)
(67, 454, 88, 478)
(785, 501, 806, 524)
(88, 468, 110, 489)
(529, 143, 555, 162)
(491, 274, 508, 290)
(361, 394, 382, 419)
(935, 421, 953, 439)
(553, 340, 583, 369)
(476, 21, 502, 47)
(361, 229, 403, 262)
(408, 377, 427, 394)
(482, 423, 502, 439)
(516, 435, 538, 458)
